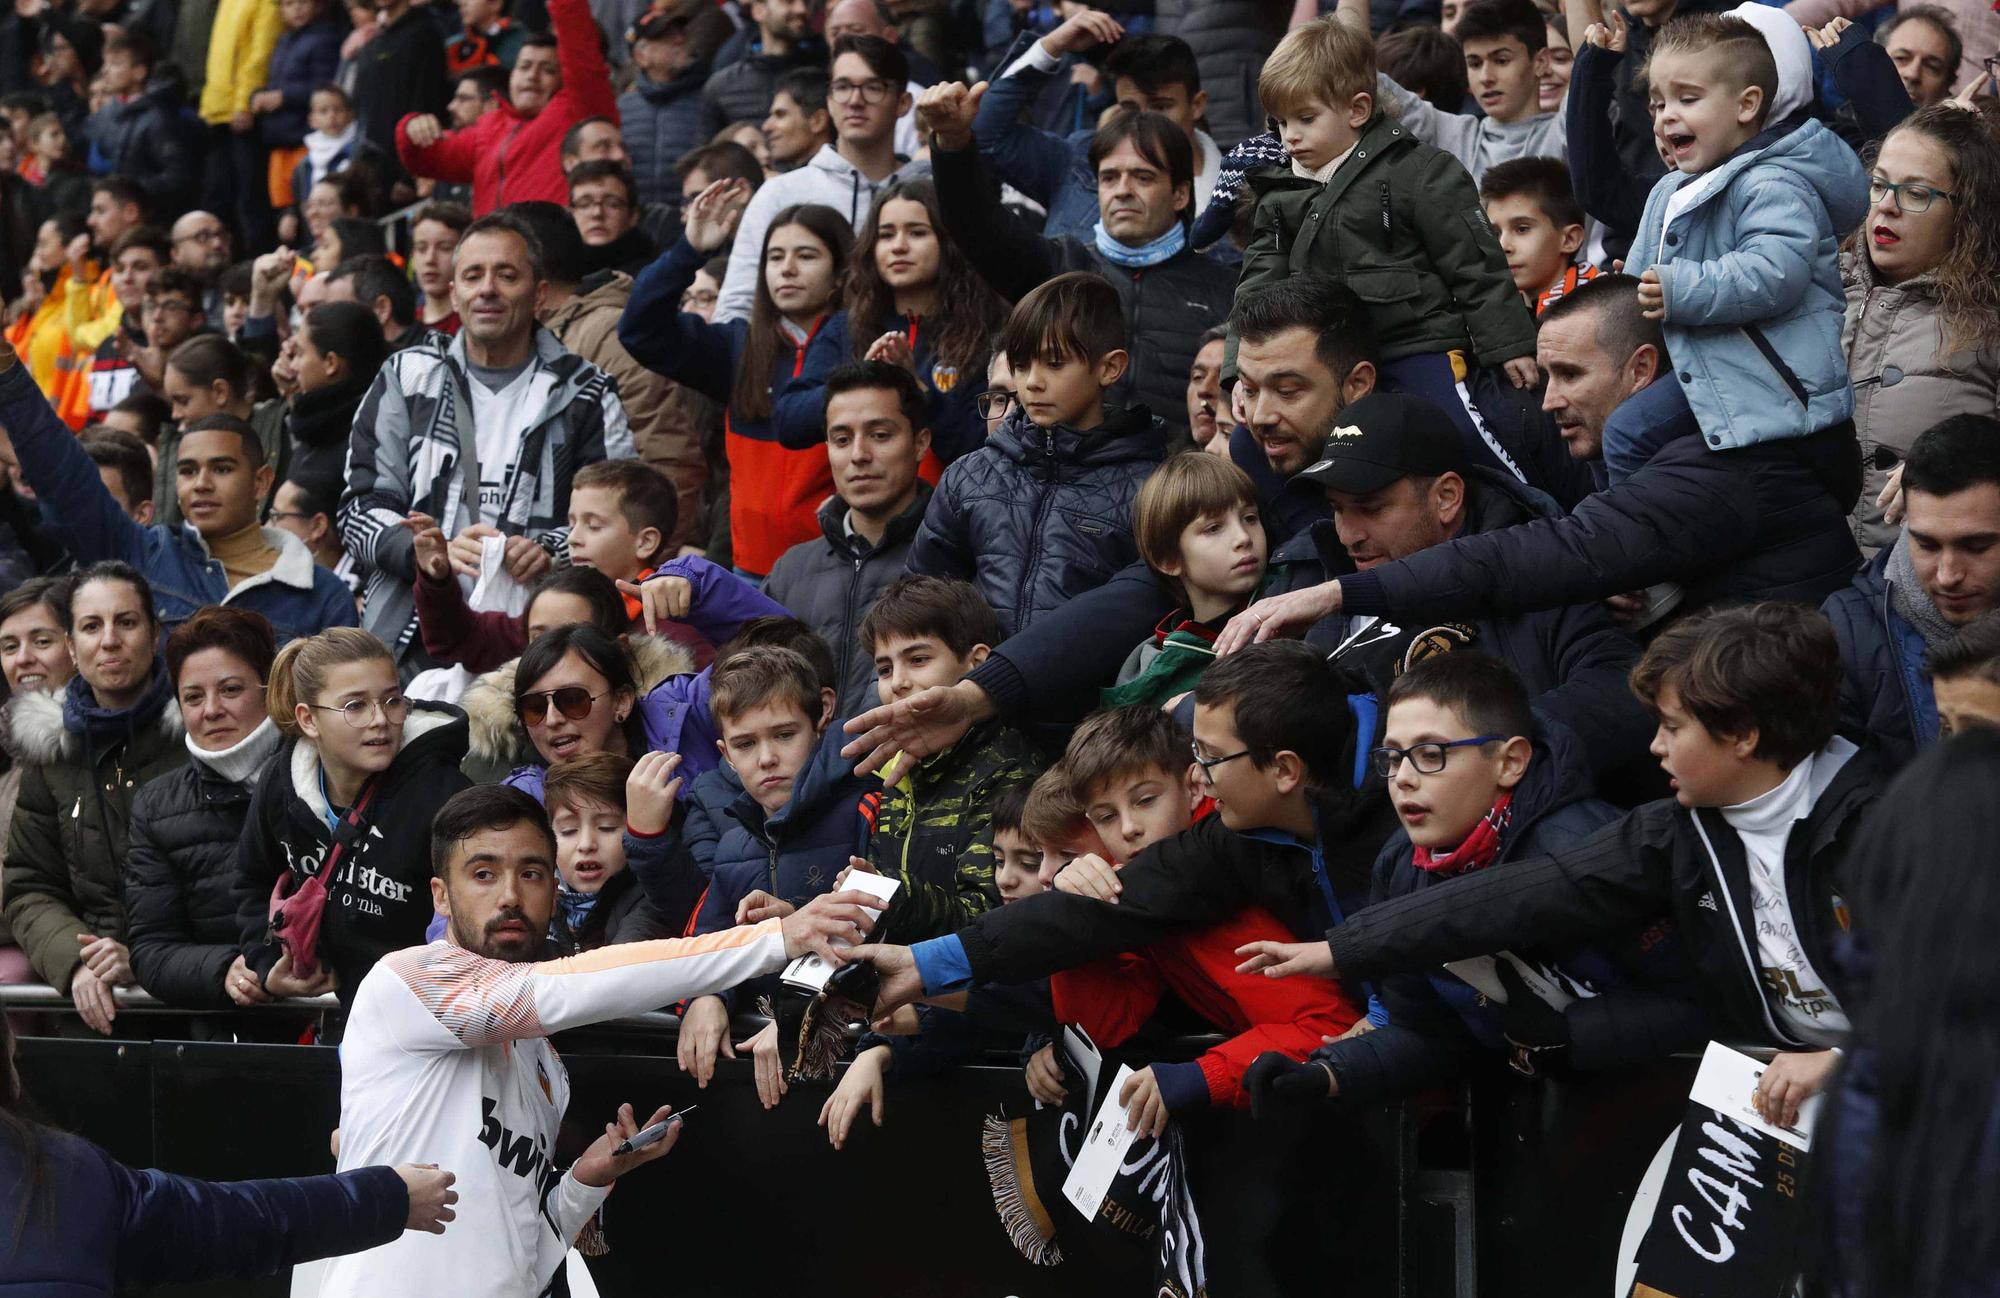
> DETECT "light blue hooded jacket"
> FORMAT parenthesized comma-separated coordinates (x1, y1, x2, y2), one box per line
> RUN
(1628, 115, 1870, 451)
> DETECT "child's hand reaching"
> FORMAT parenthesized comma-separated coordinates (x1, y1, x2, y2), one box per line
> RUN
(1583, 10, 1626, 50)
(1118, 1066, 1171, 1138)
(818, 1044, 889, 1149)
(1637, 268, 1666, 321)
(1051, 852, 1122, 901)
(625, 751, 684, 836)
(615, 572, 695, 635)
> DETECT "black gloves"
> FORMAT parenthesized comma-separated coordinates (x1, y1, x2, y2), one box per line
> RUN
(1243, 1050, 1334, 1120)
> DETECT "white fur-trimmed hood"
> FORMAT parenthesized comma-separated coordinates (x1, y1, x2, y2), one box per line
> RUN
(4, 685, 185, 768)
(462, 634, 695, 766)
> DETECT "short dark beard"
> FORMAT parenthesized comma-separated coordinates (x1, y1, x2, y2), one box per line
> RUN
(449, 907, 548, 964)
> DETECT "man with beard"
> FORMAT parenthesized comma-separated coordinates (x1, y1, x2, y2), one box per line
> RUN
(320, 785, 880, 1298)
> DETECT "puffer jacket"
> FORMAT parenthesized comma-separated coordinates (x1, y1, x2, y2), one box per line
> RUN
(546, 269, 706, 550)
(123, 740, 278, 1010)
(1628, 118, 1870, 451)
(929, 141, 1236, 445)
(698, 33, 826, 142)
(0, 1128, 408, 1297)
(257, 16, 342, 148)
(459, 634, 698, 798)
(906, 403, 1165, 639)
(1, 677, 188, 990)
(1234, 112, 1535, 368)
(1840, 250, 2000, 550)
(1319, 722, 1709, 1103)
(232, 703, 473, 1003)
(1822, 545, 1935, 771)
(763, 486, 932, 719)
(83, 75, 201, 215)
(619, 61, 710, 211)
(1150, 0, 1285, 149)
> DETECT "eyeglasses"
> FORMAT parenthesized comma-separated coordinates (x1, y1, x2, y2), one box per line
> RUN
(680, 287, 718, 310)
(977, 389, 1017, 420)
(1869, 176, 1957, 214)
(830, 77, 893, 105)
(1190, 741, 1253, 779)
(516, 685, 605, 727)
(1368, 736, 1503, 779)
(573, 195, 631, 213)
(309, 694, 410, 727)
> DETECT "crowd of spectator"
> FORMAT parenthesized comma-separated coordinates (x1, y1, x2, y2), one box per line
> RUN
(1, 0, 1999, 1290)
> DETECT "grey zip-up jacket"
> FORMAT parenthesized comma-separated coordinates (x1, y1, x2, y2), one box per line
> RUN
(337, 326, 632, 672)
(1375, 72, 1569, 183)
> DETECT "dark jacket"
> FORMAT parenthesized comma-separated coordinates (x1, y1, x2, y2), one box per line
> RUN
(1565, 42, 1646, 249)
(232, 704, 474, 1003)
(1279, 465, 1654, 778)
(1337, 376, 1863, 626)
(620, 61, 710, 211)
(868, 721, 1043, 943)
(772, 311, 988, 465)
(931, 139, 1236, 445)
(83, 75, 200, 215)
(1325, 739, 1883, 1049)
(258, 16, 343, 148)
(1234, 112, 1535, 368)
(349, 5, 450, 180)
(554, 867, 680, 953)
(1609, 0, 1735, 192)
(1, 680, 188, 991)
(762, 485, 932, 719)
(1318, 724, 1708, 1103)
(906, 403, 1164, 640)
(1822, 546, 1934, 770)
(283, 370, 373, 504)
(1150, 0, 1285, 149)
(699, 33, 826, 140)
(123, 752, 267, 1010)
(0, 1129, 407, 1296)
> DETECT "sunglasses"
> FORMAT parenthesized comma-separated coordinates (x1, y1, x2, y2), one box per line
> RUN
(516, 685, 605, 727)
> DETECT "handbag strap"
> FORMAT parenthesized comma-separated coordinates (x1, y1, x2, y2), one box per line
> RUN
(311, 779, 382, 882)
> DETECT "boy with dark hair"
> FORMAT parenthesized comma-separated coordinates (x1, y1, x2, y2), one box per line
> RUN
(83, 31, 197, 215)
(80, 225, 169, 423)
(854, 574, 1041, 941)
(81, 427, 155, 524)
(1480, 155, 1598, 313)
(1625, 12, 1866, 451)
(907, 271, 1164, 638)
(541, 752, 679, 951)
(671, 643, 881, 1110)
(1928, 613, 2000, 737)
(1249, 653, 1702, 1106)
(1251, 604, 1879, 1131)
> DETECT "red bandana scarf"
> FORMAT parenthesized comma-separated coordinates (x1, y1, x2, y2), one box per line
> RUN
(1411, 791, 1515, 877)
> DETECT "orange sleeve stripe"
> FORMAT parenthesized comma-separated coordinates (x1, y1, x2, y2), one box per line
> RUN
(531, 919, 782, 978)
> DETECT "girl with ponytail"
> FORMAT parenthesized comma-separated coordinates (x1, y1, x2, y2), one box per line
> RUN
(233, 628, 473, 1003)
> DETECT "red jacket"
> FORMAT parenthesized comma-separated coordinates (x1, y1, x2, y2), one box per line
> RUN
(1050, 904, 1362, 1111)
(394, 0, 615, 213)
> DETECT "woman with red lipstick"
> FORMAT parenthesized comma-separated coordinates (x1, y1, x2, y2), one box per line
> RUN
(233, 628, 471, 1006)
(1842, 105, 2000, 550)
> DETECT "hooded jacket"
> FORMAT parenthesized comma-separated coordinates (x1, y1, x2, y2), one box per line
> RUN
(198, 0, 282, 125)
(122, 730, 282, 1009)
(0, 363, 356, 644)
(1628, 118, 1870, 450)
(546, 268, 706, 550)
(712, 145, 933, 325)
(906, 403, 1165, 640)
(338, 325, 632, 671)
(232, 703, 473, 1003)
(258, 16, 342, 148)
(619, 60, 710, 211)
(762, 485, 932, 719)
(1318, 723, 1709, 1103)
(2, 678, 188, 990)
(1234, 112, 1535, 368)
(929, 140, 1235, 446)
(1822, 544, 1936, 770)
(395, 0, 618, 213)
(1326, 739, 1883, 1049)
(1840, 250, 2000, 550)
(620, 236, 847, 575)
(83, 75, 200, 214)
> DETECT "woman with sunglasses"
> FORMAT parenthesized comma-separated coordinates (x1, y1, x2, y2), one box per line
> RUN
(233, 628, 471, 1006)
(1840, 105, 2000, 550)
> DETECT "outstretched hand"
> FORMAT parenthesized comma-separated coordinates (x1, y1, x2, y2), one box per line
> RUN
(914, 81, 989, 151)
(779, 889, 884, 961)
(393, 1164, 459, 1233)
(685, 178, 753, 254)
(843, 944, 927, 1026)
(1234, 939, 1337, 980)
(615, 572, 696, 636)
(572, 1103, 684, 1187)
(1213, 583, 1342, 657)
(841, 680, 991, 776)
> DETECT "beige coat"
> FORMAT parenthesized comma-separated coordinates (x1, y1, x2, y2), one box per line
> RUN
(1842, 250, 2000, 551)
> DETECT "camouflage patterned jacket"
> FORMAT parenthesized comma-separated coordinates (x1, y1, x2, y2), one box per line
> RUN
(869, 721, 1042, 943)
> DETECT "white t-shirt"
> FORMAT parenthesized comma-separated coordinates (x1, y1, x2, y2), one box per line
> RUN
(320, 927, 786, 1298)
(1719, 752, 1852, 1046)
(466, 361, 553, 528)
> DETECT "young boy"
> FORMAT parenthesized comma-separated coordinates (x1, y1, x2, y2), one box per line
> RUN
(1480, 156, 1599, 315)
(1104, 452, 1268, 709)
(542, 751, 677, 951)
(857, 574, 1042, 941)
(1237, 15, 1536, 472)
(80, 225, 168, 422)
(1276, 653, 1701, 1103)
(1287, 604, 1879, 1131)
(906, 272, 1165, 639)
(1625, 14, 1867, 450)
(20, 112, 68, 187)
(1927, 613, 2000, 738)
(1349, 0, 1569, 182)
(670, 644, 880, 1108)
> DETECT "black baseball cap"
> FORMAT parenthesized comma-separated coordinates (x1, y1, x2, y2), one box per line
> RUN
(1293, 392, 1467, 495)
